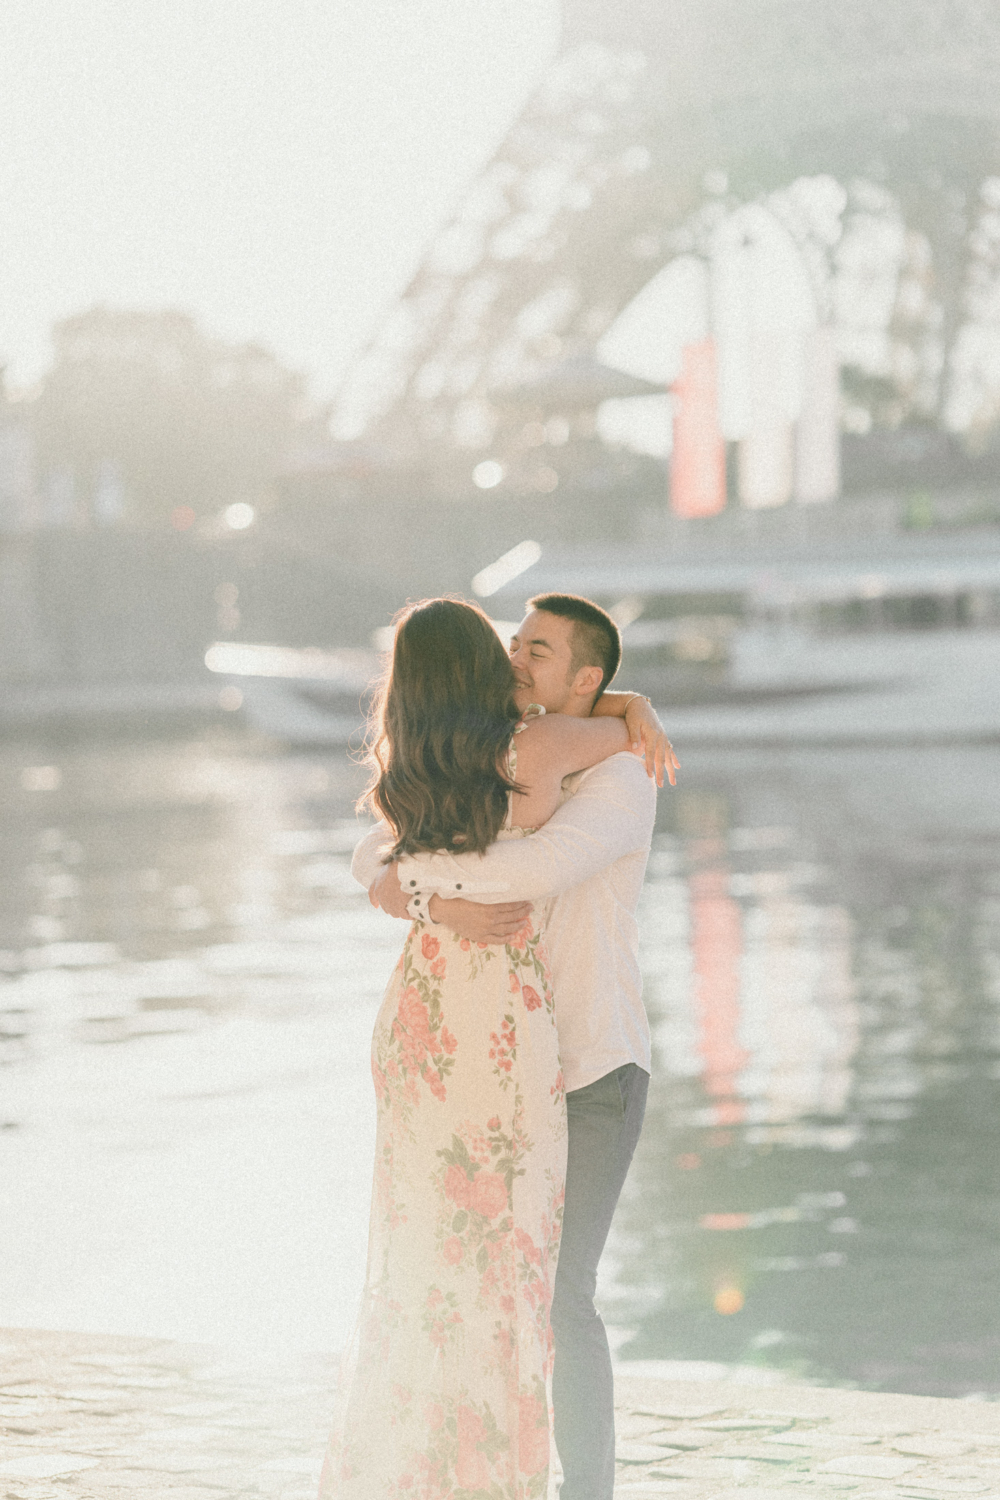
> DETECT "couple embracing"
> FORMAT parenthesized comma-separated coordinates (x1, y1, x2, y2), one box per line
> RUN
(320, 592, 677, 1500)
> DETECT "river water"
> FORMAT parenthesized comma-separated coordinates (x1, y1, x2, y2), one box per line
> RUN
(1, 731, 998, 1397)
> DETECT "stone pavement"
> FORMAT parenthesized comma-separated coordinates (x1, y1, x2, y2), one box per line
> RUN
(1, 1329, 998, 1499)
(0, 1330, 332, 1500)
(611, 1372, 999, 1500)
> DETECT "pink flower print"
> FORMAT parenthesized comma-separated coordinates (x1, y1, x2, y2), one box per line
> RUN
(509, 971, 521, 993)
(430, 956, 446, 978)
(442, 1236, 464, 1266)
(397, 1036, 420, 1076)
(439, 1026, 457, 1055)
(397, 987, 434, 1051)
(515, 1228, 541, 1264)
(550, 1069, 564, 1097)
(500, 1293, 516, 1314)
(426, 1287, 443, 1307)
(518, 1392, 549, 1476)
(428, 1073, 446, 1102)
(480, 1264, 499, 1295)
(489, 1015, 517, 1076)
(421, 933, 440, 961)
(456, 1406, 490, 1490)
(469, 1171, 508, 1219)
(497, 1324, 515, 1357)
(487, 1115, 501, 1131)
(424, 1401, 444, 1431)
(460, 938, 470, 951)
(372, 1062, 387, 1102)
(444, 1164, 473, 1208)
(427, 1319, 446, 1350)
(522, 985, 542, 1011)
(398, 1474, 414, 1490)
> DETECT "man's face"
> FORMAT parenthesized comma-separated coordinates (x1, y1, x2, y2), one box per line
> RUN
(509, 609, 581, 715)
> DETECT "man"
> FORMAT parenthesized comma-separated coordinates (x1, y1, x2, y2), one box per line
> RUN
(352, 593, 677, 1500)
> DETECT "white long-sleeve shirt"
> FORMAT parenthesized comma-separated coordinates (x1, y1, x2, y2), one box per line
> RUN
(350, 752, 656, 1092)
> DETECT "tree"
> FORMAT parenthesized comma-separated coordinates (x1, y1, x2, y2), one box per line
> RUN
(32, 307, 306, 527)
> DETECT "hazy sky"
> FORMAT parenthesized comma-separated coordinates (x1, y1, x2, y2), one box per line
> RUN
(1, 0, 561, 398)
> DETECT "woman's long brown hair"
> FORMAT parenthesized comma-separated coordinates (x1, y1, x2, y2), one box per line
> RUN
(360, 598, 522, 858)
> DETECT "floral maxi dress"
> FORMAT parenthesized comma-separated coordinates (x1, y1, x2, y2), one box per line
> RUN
(319, 827, 566, 1499)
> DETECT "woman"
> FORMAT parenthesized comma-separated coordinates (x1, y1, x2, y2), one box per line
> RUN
(320, 599, 634, 1499)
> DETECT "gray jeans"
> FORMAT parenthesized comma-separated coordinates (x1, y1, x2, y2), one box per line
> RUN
(551, 1062, 649, 1500)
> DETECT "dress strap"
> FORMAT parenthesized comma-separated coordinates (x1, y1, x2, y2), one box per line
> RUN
(505, 704, 545, 828)
(514, 702, 546, 732)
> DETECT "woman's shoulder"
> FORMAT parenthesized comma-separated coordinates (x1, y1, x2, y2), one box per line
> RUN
(511, 709, 586, 761)
(511, 707, 561, 750)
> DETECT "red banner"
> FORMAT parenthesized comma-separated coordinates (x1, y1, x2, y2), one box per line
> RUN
(670, 338, 727, 517)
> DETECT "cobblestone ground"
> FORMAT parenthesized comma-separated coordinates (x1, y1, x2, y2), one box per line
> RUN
(1, 1329, 998, 1499)
(612, 1372, 1000, 1500)
(0, 1330, 333, 1500)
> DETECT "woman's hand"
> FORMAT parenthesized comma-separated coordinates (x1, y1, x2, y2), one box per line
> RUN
(369, 860, 410, 917)
(624, 697, 680, 787)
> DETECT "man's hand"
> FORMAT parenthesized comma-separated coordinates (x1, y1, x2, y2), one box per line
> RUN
(369, 860, 410, 918)
(429, 894, 533, 945)
(624, 697, 680, 787)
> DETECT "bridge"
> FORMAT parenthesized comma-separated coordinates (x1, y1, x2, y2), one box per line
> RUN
(327, 0, 1000, 514)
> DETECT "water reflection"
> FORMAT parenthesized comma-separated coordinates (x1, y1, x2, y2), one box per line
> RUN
(0, 736, 998, 1394)
(0, 736, 396, 1357)
(611, 748, 1000, 1397)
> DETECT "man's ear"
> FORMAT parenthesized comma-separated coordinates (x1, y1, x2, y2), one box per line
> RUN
(572, 664, 604, 700)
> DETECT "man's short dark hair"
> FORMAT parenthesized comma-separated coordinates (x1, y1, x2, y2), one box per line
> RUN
(528, 593, 622, 698)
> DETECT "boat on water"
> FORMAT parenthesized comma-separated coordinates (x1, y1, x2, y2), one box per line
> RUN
(201, 576, 1000, 752)
(195, 624, 998, 750)
(497, 527, 1000, 748)
(210, 521, 1000, 749)
(4, 522, 998, 749)
(3, 611, 996, 749)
